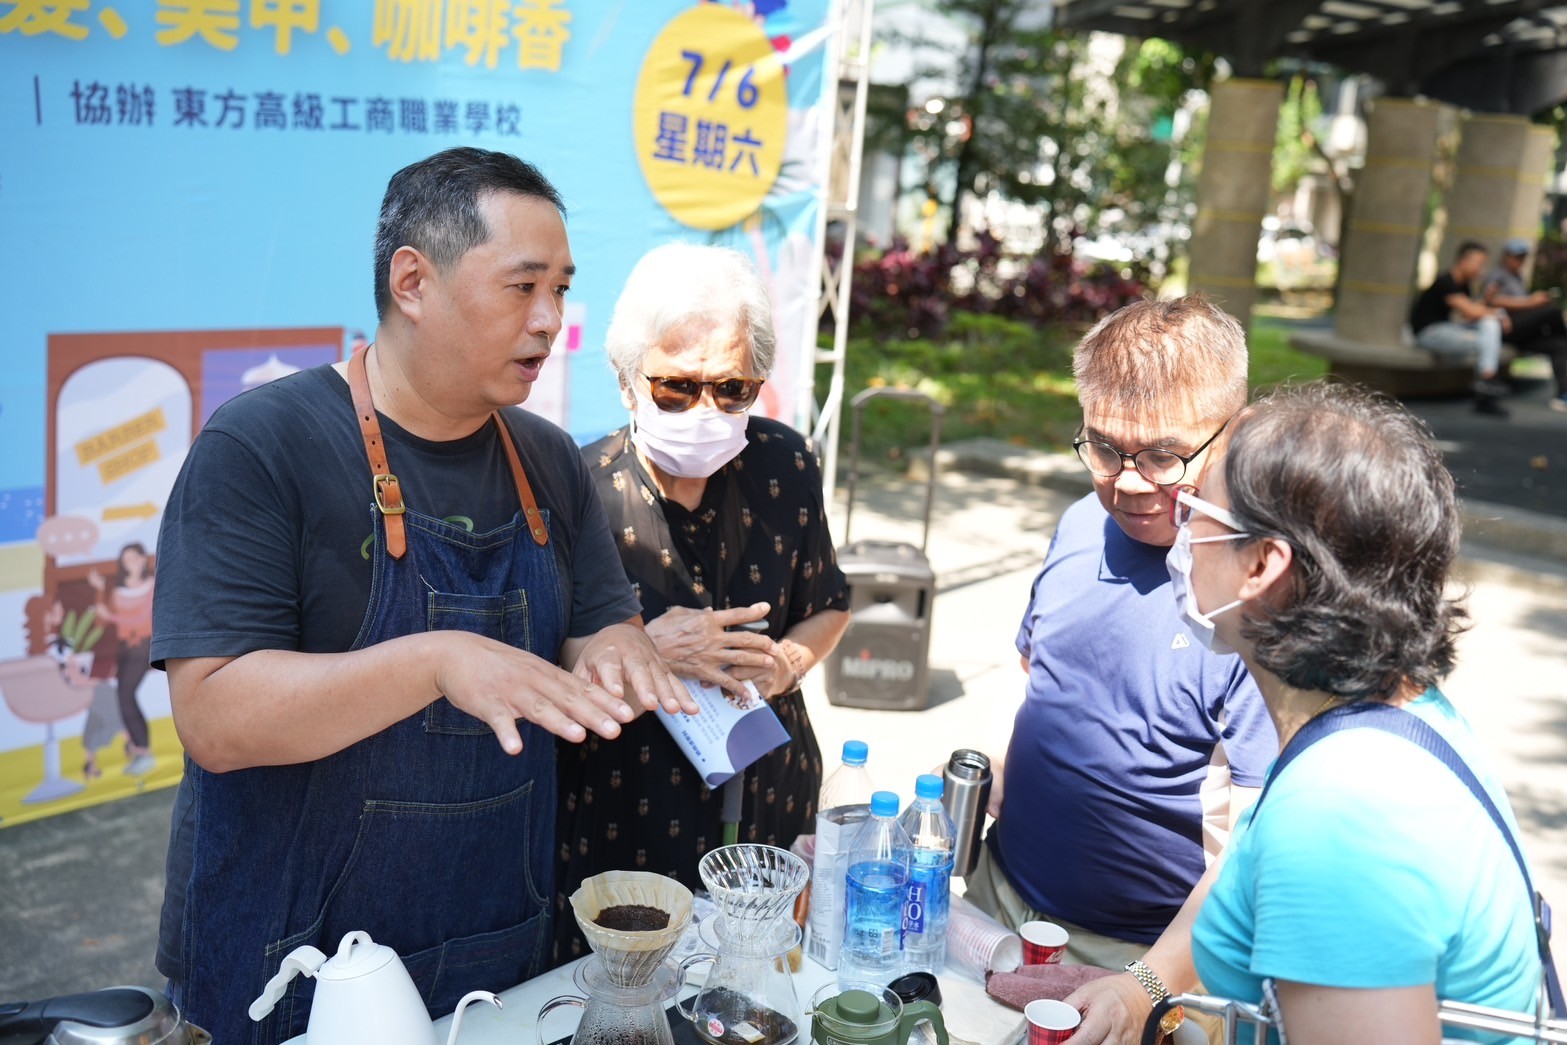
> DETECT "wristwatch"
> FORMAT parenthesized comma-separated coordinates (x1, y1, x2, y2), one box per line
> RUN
(1124, 960, 1184, 1035)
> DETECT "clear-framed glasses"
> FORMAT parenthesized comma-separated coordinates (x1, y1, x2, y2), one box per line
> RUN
(1072, 419, 1231, 486)
(641, 374, 764, 414)
(1169, 486, 1250, 537)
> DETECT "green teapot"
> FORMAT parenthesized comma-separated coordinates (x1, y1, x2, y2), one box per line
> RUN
(808, 982, 948, 1045)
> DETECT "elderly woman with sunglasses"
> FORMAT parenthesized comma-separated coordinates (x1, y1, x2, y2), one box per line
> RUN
(1173, 382, 1546, 1043)
(552, 242, 850, 963)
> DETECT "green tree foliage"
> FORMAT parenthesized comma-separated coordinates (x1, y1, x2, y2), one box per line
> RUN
(880, 0, 1214, 261)
(1272, 73, 1325, 195)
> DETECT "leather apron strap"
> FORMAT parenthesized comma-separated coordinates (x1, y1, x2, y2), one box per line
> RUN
(347, 346, 551, 557)
(348, 345, 407, 559)
(490, 412, 550, 546)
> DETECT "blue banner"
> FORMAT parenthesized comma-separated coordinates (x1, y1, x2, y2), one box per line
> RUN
(0, 0, 835, 824)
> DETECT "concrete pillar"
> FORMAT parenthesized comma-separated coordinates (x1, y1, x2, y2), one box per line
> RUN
(1334, 98, 1448, 345)
(1187, 78, 1283, 329)
(1439, 114, 1556, 279)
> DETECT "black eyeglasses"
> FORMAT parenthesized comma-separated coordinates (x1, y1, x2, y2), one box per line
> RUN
(642, 374, 764, 414)
(1073, 418, 1231, 486)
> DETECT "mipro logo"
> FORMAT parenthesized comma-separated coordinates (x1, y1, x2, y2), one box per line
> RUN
(1171, 633, 1191, 650)
(840, 648, 916, 681)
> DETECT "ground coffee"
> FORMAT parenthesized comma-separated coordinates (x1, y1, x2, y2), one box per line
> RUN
(594, 903, 671, 931)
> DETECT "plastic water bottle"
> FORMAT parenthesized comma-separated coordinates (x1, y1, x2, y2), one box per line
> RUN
(807, 740, 876, 971)
(839, 790, 912, 985)
(899, 774, 956, 974)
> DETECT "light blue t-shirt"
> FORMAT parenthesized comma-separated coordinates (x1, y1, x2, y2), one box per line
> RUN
(1194, 690, 1541, 1037)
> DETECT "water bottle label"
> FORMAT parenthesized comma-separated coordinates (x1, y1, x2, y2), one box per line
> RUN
(903, 879, 927, 934)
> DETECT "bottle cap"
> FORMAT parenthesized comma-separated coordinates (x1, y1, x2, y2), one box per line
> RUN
(870, 791, 899, 817)
(889, 971, 942, 1008)
(914, 774, 944, 800)
(841, 740, 869, 767)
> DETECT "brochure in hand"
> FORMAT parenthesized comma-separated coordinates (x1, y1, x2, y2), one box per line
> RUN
(656, 678, 791, 787)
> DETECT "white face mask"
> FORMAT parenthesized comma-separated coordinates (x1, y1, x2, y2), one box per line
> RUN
(1166, 521, 1250, 655)
(631, 391, 750, 479)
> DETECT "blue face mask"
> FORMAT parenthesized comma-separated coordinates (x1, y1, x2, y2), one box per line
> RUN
(1165, 519, 1250, 655)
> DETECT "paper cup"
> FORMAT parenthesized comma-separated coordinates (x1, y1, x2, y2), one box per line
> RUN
(945, 903, 1023, 980)
(1020, 921, 1069, 965)
(1025, 999, 1081, 1045)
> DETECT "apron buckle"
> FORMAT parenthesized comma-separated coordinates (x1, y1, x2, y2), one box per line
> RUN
(374, 473, 407, 516)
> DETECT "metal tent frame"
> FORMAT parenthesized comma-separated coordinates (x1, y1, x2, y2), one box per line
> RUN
(796, 0, 876, 495)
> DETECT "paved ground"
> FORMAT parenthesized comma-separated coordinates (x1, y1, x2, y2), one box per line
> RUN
(3, 461, 1566, 1012)
(1415, 379, 1567, 520)
(1277, 313, 1567, 522)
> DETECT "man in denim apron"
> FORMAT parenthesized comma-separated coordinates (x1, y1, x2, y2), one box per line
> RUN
(150, 148, 694, 1044)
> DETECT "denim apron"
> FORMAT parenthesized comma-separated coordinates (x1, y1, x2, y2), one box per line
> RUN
(173, 348, 565, 1045)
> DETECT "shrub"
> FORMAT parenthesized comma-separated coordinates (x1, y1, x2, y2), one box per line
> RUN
(842, 234, 1145, 341)
(823, 310, 1085, 464)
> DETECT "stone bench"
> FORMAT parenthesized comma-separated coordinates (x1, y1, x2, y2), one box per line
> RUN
(1290, 329, 1516, 397)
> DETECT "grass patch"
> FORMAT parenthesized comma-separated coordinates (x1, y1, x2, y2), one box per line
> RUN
(824, 312, 1084, 465)
(1248, 317, 1329, 391)
(827, 311, 1329, 464)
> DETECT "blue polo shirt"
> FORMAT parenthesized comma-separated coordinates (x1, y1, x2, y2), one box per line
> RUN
(990, 493, 1276, 943)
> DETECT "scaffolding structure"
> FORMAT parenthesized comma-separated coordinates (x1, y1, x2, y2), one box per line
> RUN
(795, 0, 876, 496)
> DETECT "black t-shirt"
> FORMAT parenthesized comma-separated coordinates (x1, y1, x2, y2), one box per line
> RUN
(151, 363, 640, 664)
(1411, 272, 1468, 333)
(152, 364, 640, 977)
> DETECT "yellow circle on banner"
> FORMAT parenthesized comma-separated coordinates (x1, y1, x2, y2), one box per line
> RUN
(633, 5, 788, 231)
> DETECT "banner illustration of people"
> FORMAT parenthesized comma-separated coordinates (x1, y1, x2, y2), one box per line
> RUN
(0, 0, 837, 825)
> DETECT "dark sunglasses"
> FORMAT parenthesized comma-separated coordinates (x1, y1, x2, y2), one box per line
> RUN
(642, 374, 764, 414)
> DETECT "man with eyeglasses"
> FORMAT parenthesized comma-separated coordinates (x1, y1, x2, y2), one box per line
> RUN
(150, 148, 691, 1045)
(963, 297, 1277, 1045)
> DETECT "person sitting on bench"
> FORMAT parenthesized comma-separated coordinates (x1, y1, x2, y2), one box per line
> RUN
(1410, 240, 1511, 418)
(1482, 237, 1567, 414)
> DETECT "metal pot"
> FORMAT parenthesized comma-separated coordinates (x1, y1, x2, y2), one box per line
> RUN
(0, 986, 210, 1044)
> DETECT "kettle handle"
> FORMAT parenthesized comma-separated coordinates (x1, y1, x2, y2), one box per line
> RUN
(247, 946, 328, 1022)
(898, 1000, 949, 1045)
(535, 994, 584, 1045)
(445, 990, 502, 1045)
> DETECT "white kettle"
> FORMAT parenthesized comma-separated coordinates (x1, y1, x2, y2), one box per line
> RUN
(248, 930, 500, 1045)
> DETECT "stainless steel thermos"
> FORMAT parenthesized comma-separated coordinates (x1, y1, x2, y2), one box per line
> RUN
(941, 749, 992, 878)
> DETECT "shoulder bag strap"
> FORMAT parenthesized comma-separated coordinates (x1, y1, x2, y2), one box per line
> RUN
(1258, 701, 1565, 1017)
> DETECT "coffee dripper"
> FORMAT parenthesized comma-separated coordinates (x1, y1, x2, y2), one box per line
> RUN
(537, 870, 694, 1045)
(676, 844, 811, 1045)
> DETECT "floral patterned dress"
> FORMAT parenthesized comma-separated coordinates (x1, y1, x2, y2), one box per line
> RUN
(552, 416, 848, 965)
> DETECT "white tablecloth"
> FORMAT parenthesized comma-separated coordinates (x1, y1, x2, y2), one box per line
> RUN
(282, 954, 1028, 1044)
(443, 953, 836, 1045)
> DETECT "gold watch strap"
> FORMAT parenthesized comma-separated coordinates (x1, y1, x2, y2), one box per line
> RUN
(1125, 961, 1184, 1034)
(1123, 960, 1168, 1003)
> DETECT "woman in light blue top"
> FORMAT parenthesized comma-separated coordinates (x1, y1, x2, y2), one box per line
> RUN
(1173, 383, 1542, 1044)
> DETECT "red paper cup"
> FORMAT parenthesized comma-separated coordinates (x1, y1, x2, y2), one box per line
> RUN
(1020, 921, 1069, 965)
(1025, 999, 1081, 1045)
